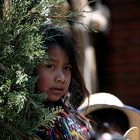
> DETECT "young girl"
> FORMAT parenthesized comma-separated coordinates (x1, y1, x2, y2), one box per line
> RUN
(34, 25, 95, 140)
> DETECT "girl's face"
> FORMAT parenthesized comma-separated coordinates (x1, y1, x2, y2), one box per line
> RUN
(36, 44, 72, 102)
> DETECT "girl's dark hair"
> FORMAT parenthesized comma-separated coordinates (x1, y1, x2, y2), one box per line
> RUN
(40, 25, 90, 108)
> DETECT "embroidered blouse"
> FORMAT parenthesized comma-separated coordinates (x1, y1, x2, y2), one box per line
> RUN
(35, 106, 95, 140)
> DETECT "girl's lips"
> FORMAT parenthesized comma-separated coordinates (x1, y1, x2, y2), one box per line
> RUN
(50, 88, 64, 94)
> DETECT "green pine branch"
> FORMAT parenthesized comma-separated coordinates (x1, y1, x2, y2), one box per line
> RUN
(0, 0, 66, 139)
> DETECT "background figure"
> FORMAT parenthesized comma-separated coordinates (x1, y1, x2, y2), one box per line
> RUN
(67, 0, 111, 93)
(78, 93, 140, 139)
(88, 0, 111, 92)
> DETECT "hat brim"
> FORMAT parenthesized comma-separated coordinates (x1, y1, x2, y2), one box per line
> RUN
(84, 104, 140, 134)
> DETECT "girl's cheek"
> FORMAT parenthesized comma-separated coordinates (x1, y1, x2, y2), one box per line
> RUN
(36, 78, 49, 92)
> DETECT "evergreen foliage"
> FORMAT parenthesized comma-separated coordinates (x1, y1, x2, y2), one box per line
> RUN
(0, 0, 67, 139)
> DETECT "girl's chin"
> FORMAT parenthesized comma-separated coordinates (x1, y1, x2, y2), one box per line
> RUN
(47, 96, 62, 102)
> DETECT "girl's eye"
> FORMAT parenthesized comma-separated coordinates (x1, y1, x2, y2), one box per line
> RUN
(64, 65, 72, 71)
(45, 64, 54, 69)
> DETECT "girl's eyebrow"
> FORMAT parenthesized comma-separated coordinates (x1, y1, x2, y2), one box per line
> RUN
(48, 57, 58, 61)
(48, 57, 70, 64)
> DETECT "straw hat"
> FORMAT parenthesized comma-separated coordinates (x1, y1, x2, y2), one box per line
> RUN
(78, 93, 140, 140)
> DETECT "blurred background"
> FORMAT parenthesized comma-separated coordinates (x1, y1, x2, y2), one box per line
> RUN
(94, 0, 140, 109)
(66, 0, 140, 109)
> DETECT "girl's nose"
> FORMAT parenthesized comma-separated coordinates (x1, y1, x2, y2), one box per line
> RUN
(55, 70, 65, 83)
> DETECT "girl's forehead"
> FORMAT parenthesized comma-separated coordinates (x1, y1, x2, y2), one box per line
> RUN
(47, 44, 65, 52)
(47, 46, 70, 63)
